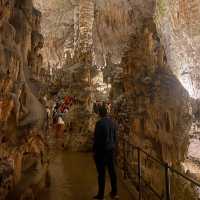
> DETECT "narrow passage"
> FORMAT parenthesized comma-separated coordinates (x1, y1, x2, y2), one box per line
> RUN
(38, 151, 133, 200)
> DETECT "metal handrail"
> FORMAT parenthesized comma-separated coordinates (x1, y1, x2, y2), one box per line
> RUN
(117, 136, 200, 200)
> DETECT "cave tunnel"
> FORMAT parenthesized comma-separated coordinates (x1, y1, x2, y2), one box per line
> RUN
(1, 0, 200, 200)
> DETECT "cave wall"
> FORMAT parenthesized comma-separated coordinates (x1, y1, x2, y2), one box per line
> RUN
(33, 0, 75, 69)
(0, 0, 47, 199)
(155, 0, 200, 98)
(112, 13, 197, 200)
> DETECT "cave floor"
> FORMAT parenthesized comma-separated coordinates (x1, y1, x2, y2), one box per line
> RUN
(38, 150, 133, 200)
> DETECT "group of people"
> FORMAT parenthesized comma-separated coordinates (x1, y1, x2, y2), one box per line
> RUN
(52, 96, 75, 139)
(43, 95, 75, 143)
(52, 103, 65, 140)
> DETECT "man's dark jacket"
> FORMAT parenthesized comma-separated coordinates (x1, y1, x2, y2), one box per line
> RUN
(93, 116, 117, 155)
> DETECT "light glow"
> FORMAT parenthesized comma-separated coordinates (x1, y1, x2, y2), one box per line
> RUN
(179, 64, 199, 99)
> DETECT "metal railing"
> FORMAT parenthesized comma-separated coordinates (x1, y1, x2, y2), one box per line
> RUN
(117, 136, 200, 200)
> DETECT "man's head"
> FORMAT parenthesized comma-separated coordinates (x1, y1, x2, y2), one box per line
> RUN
(98, 105, 107, 118)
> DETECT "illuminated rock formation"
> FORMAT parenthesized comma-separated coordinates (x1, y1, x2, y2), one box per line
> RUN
(0, 0, 48, 199)
(1, 0, 200, 198)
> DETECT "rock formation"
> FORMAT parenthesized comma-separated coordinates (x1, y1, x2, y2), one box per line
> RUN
(113, 15, 196, 200)
(1, 0, 199, 198)
(63, 0, 96, 151)
(0, 0, 48, 199)
(155, 0, 200, 98)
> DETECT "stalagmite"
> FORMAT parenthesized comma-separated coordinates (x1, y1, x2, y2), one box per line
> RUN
(62, 0, 96, 151)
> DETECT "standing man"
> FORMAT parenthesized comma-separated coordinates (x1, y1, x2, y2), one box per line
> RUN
(93, 105, 118, 199)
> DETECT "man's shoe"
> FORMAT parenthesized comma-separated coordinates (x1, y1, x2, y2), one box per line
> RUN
(93, 194, 104, 200)
(109, 192, 119, 199)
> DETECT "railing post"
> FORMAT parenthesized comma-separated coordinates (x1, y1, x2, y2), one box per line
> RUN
(137, 148, 142, 200)
(165, 163, 171, 200)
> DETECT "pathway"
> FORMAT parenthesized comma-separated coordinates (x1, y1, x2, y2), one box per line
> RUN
(38, 150, 133, 200)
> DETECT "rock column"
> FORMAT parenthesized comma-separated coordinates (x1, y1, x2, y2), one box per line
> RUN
(63, 0, 95, 151)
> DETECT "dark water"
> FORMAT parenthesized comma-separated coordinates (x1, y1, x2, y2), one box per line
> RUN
(38, 151, 133, 200)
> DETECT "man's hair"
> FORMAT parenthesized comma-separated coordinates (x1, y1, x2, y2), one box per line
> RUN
(99, 105, 107, 118)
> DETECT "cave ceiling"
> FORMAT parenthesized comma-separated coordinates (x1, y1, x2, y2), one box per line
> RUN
(33, 0, 200, 98)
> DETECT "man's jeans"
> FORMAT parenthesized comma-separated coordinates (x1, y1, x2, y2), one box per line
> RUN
(94, 150, 117, 197)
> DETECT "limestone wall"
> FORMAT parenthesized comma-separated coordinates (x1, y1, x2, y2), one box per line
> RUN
(113, 17, 197, 199)
(155, 0, 200, 98)
(0, 0, 48, 199)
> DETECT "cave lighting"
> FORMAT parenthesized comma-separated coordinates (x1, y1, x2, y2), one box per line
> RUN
(179, 65, 198, 99)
